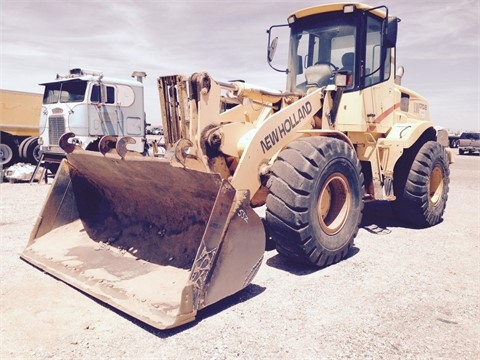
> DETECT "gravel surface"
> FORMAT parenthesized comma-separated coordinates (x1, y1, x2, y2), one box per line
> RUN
(0, 153, 479, 359)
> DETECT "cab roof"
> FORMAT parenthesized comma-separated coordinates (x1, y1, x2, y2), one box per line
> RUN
(40, 74, 143, 88)
(290, 2, 388, 21)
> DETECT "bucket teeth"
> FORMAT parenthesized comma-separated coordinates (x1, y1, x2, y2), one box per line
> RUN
(116, 136, 137, 159)
(170, 138, 193, 167)
(98, 136, 137, 158)
(58, 132, 79, 154)
(99, 135, 118, 155)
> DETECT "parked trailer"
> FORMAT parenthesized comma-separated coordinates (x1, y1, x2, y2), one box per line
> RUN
(0, 89, 42, 168)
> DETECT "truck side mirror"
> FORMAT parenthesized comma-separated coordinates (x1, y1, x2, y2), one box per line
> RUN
(266, 24, 289, 73)
(384, 16, 399, 48)
(268, 37, 278, 63)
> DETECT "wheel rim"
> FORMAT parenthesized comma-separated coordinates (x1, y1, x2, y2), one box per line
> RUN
(317, 173, 351, 235)
(0, 144, 13, 165)
(32, 144, 41, 163)
(429, 165, 444, 205)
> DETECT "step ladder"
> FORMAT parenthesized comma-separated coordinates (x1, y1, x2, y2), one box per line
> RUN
(30, 151, 65, 184)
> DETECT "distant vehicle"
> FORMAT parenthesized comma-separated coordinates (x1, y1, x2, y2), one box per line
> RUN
(146, 126, 163, 135)
(152, 127, 164, 135)
(448, 134, 460, 148)
(458, 132, 480, 155)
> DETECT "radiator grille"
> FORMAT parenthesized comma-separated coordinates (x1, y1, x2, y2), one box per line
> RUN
(48, 115, 66, 146)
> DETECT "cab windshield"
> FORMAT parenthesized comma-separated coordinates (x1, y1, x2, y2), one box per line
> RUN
(288, 11, 357, 93)
(42, 79, 87, 104)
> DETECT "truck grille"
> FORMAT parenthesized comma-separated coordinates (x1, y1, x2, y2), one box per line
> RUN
(48, 115, 66, 146)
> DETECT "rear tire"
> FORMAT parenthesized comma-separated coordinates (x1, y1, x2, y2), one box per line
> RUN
(0, 135, 19, 168)
(19, 136, 33, 161)
(265, 137, 364, 267)
(393, 141, 449, 227)
(20, 137, 40, 164)
(26, 137, 40, 164)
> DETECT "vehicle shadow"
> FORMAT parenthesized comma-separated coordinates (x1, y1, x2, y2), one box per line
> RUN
(360, 200, 443, 231)
(360, 200, 404, 234)
(265, 200, 416, 274)
(265, 245, 359, 275)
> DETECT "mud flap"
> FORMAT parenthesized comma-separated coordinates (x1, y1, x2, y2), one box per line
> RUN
(21, 151, 265, 329)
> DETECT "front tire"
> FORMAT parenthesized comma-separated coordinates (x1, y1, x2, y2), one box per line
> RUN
(393, 141, 450, 227)
(265, 137, 364, 267)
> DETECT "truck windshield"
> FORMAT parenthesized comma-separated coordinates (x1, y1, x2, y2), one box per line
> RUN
(287, 11, 357, 93)
(42, 80, 88, 104)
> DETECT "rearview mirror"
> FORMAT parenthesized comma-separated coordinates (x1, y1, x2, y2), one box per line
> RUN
(268, 37, 278, 63)
(384, 16, 399, 48)
(266, 24, 289, 73)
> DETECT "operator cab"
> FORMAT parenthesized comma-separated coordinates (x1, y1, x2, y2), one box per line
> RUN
(267, 3, 398, 94)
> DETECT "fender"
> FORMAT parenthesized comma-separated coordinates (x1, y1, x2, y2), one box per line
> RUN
(231, 88, 323, 197)
(297, 129, 354, 148)
(381, 121, 436, 149)
(378, 120, 436, 178)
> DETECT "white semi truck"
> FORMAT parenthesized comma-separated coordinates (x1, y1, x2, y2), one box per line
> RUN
(38, 69, 148, 163)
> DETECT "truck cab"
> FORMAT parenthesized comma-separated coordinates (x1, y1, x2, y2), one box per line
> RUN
(39, 69, 147, 156)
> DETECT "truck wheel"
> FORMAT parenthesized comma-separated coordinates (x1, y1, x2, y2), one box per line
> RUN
(393, 141, 449, 227)
(31, 139, 41, 163)
(19, 136, 33, 161)
(0, 136, 19, 168)
(26, 137, 40, 164)
(459, 148, 465, 155)
(265, 137, 364, 267)
(20, 137, 40, 164)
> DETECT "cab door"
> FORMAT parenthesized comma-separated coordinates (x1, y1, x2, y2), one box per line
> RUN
(361, 13, 396, 134)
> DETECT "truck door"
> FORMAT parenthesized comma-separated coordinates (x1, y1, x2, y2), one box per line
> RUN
(90, 84, 117, 135)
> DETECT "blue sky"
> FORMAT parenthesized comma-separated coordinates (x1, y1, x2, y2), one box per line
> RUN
(1, 0, 478, 132)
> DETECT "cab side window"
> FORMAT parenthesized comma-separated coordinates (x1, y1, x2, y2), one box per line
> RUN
(91, 85, 116, 104)
(364, 15, 390, 87)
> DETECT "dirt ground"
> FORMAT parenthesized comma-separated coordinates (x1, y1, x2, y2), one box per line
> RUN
(0, 153, 479, 359)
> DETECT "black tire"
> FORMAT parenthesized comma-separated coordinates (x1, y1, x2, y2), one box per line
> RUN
(32, 139, 41, 164)
(265, 137, 364, 267)
(25, 137, 40, 164)
(20, 137, 40, 164)
(459, 148, 465, 155)
(19, 136, 33, 161)
(393, 141, 449, 227)
(0, 135, 19, 168)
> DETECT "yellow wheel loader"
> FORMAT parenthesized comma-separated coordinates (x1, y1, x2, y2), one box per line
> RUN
(21, 3, 452, 330)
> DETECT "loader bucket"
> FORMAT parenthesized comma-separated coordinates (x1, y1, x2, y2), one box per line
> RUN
(21, 150, 265, 330)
